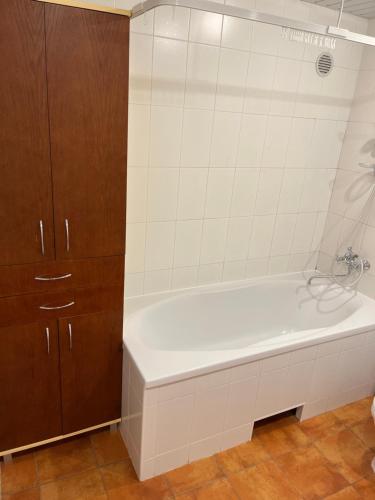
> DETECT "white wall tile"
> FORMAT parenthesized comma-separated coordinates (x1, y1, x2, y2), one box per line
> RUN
(221, 15, 252, 50)
(128, 104, 150, 167)
(200, 219, 228, 264)
(125, 0, 362, 297)
(269, 255, 289, 274)
(147, 168, 179, 221)
(291, 213, 317, 253)
(286, 118, 314, 169)
(254, 169, 283, 215)
(244, 53, 276, 115)
(154, 6, 190, 40)
(222, 261, 247, 281)
(262, 116, 292, 168)
(127, 167, 148, 223)
(145, 221, 175, 270)
(278, 169, 305, 214)
(237, 114, 267, 167)
(125, 272, 144, 297)
(129, 34, 153, 104)
(126, 223, 146, 272)
(174, 220, 203, 267)
(271, 214, 297, 256)
(216, 49, 249, 112)
(177, 168, 208, 220)
(131, 11, 154, 36)
(144, 269, 172, 293)
(189, 11, 223, 45)
(205, 168, 235, 218)
(185, 43, 220, 109)
(248, 215, 275, 258)
(270, 57, 300, 116)
(181, 109, 213, 167)
(197, 263, 223, 284)
(230, 169, 259, 217)
(225, 218, 252, 261)
(149, 106, 183, 167)
(210, 112, 241, 167)
(152, 37, 187, 106)
(246, 258, 269, 277)
(172, 267, 198, 289)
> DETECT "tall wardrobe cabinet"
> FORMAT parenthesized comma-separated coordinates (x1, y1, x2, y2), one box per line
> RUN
(0, 0, 129, 455)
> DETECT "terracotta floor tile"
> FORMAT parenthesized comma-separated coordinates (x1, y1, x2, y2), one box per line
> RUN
(101, 459, 138, 490)
(215, 436, 269, 474)
(228, 460, 301, 500)
(333, 398, 372, 427)
(2, 488, 41, 500)
(275, 445, 348, 499)
(35, 436, 96, 483)
(352, 417, 375, 448)
(0, 454, 38, 494)
(325, 486, 361, 499)
(106, 476, 172, 499)
(254, 420, 310, 457)
(300, 412, 345, 441)
(175, 478, 238, 500)
(164, 456, 223, 495)
(315, 428, 374, 483)
(90, 430, 129, 466)
(353, 476, 375, 499)
(40, 469, 106, 500)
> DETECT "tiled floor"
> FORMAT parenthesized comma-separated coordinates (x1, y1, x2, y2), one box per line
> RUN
(1, 397, 375, 499)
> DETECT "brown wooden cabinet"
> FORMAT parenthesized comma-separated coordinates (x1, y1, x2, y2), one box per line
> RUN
(46, 5, 128, 260)
(0, 321, 62, 451)
(0, 0, 55, 266)
(59, 311, 123, 434)
(0, 0, 128, 455)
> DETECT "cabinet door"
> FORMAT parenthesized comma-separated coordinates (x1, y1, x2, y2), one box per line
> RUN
(59, 311, 123, 433)
(0, 321, 62, 452)
(0, 0, 55, 266)
(45, 5, 129, 260)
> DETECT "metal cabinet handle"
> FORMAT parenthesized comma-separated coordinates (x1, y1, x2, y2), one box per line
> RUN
(39, 220, 45, 256)
(39, 301, 75, 311)
(35, 273, 72, 282)
(45, 327, 50, 355)
(65, 219, 70, 253)
(68, 323, 73, 351)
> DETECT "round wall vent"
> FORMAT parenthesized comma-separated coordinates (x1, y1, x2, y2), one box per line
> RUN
(316, 52, 334, 77)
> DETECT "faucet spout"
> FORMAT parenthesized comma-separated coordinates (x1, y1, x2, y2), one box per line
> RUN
(307, 274, 333, 286)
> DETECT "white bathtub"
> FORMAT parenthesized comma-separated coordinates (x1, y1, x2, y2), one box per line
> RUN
(125, 273, 375, 387)
(121, 272, 375, 480)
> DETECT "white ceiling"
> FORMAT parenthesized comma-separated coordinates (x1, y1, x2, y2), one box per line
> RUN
(304, 0, 375, 19)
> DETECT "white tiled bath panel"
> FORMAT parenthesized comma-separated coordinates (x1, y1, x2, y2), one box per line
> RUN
(120, 0, 369, 296)
(121, 329, 375, 480)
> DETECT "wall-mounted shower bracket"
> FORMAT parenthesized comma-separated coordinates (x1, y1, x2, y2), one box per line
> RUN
(131, 0, 375, 47)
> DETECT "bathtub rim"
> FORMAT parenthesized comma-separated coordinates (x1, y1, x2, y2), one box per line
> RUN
(123, 271, 375, 389)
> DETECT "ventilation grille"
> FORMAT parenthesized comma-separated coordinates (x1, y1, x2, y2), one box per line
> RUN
(316, 52, 334, 77)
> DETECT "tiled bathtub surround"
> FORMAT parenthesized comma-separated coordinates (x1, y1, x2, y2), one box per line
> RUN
(318, 19, 375, 300)
(123, 0, 368, 296)
(121, 330, 375, 480)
